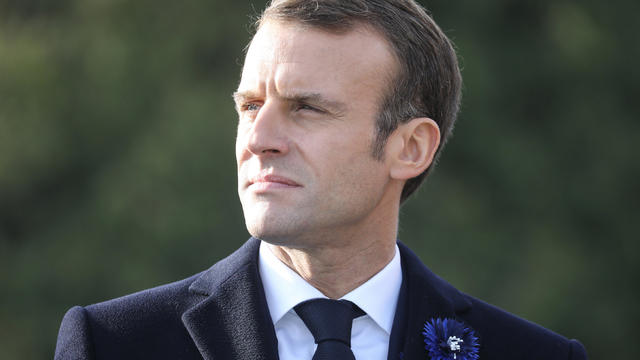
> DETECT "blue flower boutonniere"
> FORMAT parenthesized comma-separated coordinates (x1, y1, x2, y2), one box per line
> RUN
(422, 318, 479, 360)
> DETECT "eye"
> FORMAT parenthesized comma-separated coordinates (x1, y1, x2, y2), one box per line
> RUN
(241, 102, 261, 112)
(294, 103, 322, 113)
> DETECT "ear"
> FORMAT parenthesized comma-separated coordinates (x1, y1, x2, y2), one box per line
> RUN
(387, 117, 440, 181)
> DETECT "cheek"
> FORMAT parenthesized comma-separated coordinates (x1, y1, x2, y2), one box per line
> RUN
(317, 139, 382, 189)
(235, 130, 249, 164)
(235, 140, 242, 162)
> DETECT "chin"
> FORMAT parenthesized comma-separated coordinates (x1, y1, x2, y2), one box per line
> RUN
(246, 227, 294, 246)
(243, 212, 306, 246)
(244, 214, 285, 241)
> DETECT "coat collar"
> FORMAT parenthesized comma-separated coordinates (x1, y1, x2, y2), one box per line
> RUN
(390, 241, 473, 360)
(180, 238, 473, 360)
(181, 238, 279, 360)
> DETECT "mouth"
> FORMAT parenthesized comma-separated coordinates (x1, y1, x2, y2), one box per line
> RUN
(246, 172, 302, 192)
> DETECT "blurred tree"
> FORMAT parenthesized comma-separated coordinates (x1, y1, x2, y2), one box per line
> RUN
(0, 0, 637, 358)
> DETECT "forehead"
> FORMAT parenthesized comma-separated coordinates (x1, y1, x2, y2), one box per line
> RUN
(238, 20, 397, 102)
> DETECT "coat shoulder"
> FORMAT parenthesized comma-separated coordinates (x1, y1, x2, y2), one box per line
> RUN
(85, 272, 203, 319)
(55, 239, 262, 359)
(397, 242, 586, 359)
(56, 273, 206, 359)
(459, 294, 587, 359)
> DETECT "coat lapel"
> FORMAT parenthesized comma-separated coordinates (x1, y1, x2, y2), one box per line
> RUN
(389, 242, 473, 360)
(181, 238, 279, 360)
(180, 238, 471, 360)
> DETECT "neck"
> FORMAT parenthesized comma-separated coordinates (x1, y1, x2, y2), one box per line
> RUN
(266, 194, 400, 299)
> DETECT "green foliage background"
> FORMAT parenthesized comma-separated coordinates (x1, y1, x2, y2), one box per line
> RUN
(1, 0, 638, 358)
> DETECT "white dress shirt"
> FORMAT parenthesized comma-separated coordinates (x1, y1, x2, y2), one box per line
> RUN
(258, 241, 402, 360)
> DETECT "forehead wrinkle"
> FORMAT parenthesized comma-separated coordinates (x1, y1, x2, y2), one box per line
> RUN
(240, 20, 395, 119)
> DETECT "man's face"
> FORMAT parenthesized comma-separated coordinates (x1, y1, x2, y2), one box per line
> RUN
(235, 20, 398, 247)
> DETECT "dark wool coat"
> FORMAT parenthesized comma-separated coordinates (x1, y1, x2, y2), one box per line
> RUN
(55, 238, 587, 359)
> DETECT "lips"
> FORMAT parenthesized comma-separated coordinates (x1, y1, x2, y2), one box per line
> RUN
(247, 171, 301, 191)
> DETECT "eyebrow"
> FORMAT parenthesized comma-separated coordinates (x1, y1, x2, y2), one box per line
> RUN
(232, 90, 258, 106)
(232, 90, 348, 116)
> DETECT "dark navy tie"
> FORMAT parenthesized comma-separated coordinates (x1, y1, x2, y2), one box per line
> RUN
(294, 298, 365, 360)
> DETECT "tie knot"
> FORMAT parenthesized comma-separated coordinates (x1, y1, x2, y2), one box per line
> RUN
(294, 298, 364, 346)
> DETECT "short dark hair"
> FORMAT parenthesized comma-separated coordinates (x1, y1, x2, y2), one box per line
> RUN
(258, 0, 462, 202)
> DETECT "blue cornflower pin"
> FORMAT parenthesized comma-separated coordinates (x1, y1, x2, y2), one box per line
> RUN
(422, 318, 480, 360)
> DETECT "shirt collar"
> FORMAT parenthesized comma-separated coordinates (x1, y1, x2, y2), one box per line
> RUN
(259, 240, 402, 335)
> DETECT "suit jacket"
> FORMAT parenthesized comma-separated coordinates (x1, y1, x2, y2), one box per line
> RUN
(55, 238, 587, 359)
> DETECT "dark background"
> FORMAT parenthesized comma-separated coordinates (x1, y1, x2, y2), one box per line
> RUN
(1, 0, 638, 358)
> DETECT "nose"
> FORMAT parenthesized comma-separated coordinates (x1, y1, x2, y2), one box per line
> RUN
(243, 102, 289, 156)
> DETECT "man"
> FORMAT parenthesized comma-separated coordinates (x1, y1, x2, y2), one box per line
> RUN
(55, 1, 587, 359)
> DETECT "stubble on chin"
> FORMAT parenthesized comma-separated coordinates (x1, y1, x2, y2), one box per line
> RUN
(242, 203, 303, 245)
